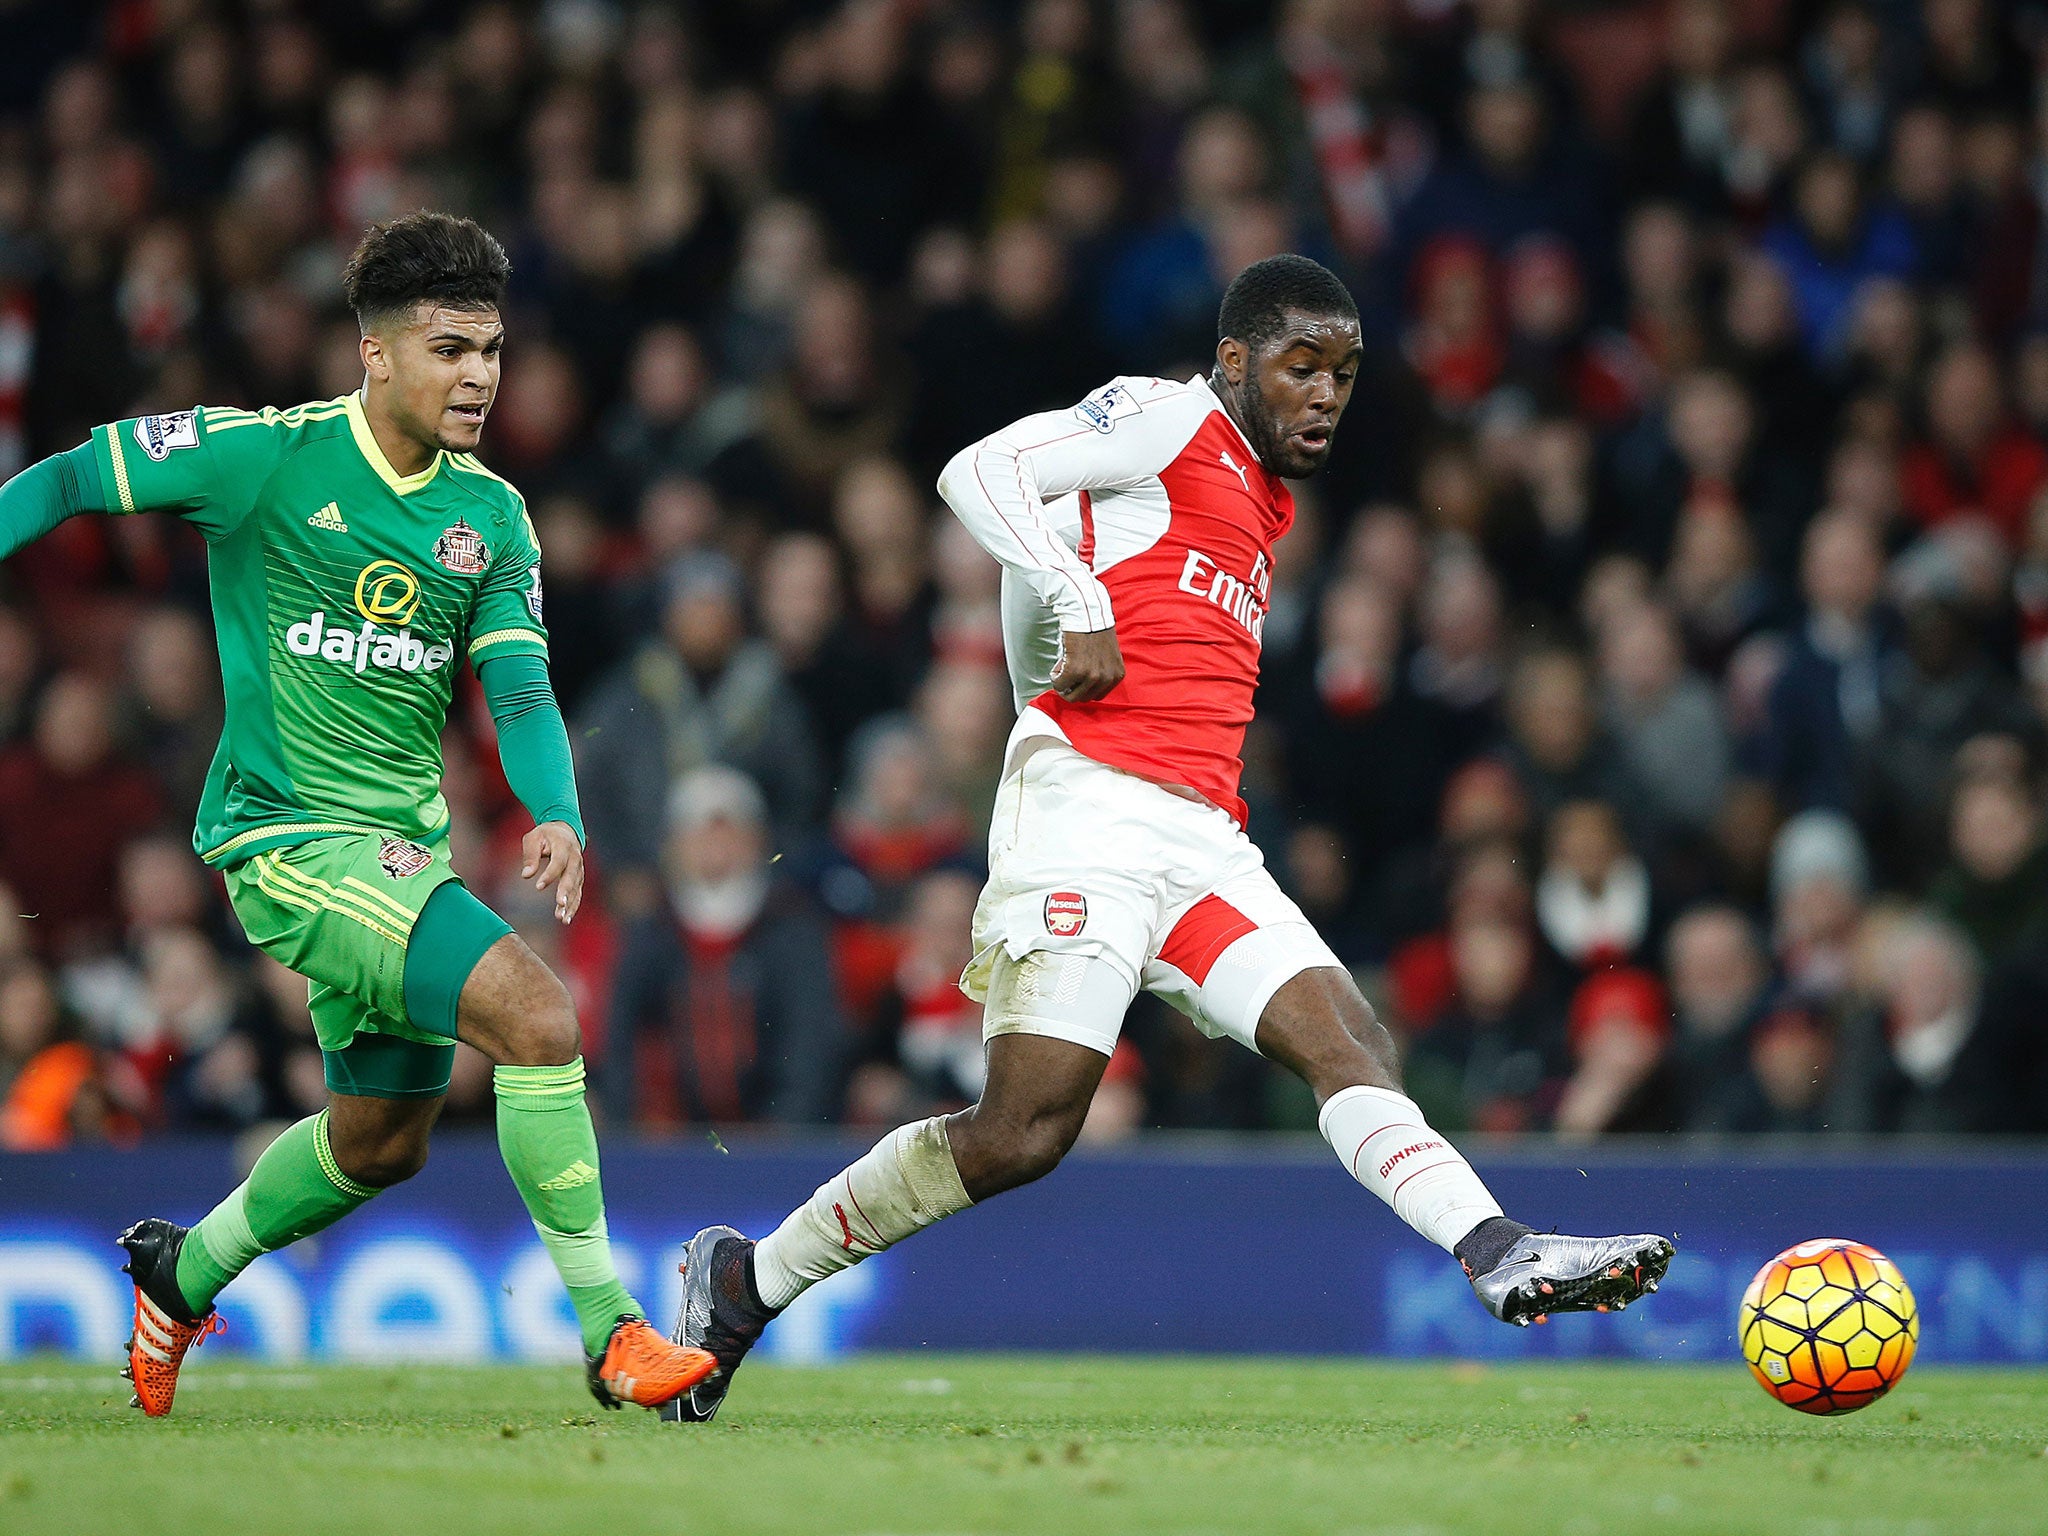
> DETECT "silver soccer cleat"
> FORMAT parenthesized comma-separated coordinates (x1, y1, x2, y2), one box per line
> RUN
(1467, 1231, 1675, 1326)
(661, 1224, 778, 1424)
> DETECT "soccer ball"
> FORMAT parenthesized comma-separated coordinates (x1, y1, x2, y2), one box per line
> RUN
(1738, 1239, 1918, 1415)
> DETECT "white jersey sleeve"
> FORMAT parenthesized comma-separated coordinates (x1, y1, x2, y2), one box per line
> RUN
(935, 376, 1205, 635)
(999, 566, 1061, 710)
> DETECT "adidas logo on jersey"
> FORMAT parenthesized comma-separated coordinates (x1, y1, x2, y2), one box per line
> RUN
(307, 502, 349, 533)
(285, 611, 454, 676)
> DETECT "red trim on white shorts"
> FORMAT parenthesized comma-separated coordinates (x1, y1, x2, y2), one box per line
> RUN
(1156, 895, 1259, 985)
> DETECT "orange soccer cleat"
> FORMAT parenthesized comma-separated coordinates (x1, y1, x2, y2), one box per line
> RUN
(585, 1315, 719, 1410)
(118, 1218, 225, 1418)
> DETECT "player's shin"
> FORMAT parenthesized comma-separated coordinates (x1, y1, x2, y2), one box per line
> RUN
(749, 1116, 973, 1309)
(1317, 1085, 1522, 1259)
(492, 1058, 640, 1354)
(175, 1108, 378, 1313)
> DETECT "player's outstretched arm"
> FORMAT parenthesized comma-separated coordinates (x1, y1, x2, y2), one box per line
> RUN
(479, 650, 586, 923)
(0, 442, 108, 558)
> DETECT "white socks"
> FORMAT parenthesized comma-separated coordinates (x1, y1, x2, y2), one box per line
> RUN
(748, 1091, 1497, 1307)
(751, 1116, 974, 1309)
(1318, 1085, 1503, 1253)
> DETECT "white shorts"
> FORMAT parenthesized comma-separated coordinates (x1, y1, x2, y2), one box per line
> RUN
(961, 723, 1341, 1058)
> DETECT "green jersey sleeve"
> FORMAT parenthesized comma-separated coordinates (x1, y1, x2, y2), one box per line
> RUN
(90, 407, 287, 539)
(466, 490, 549, 668)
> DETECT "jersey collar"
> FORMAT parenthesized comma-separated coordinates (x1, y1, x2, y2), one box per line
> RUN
(345, 391, 444, 496)
(1188, 374, 1280, 493)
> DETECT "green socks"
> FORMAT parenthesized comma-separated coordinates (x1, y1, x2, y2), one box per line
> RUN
(171, 1064, 638, 1356)
(493, 1058, 641, 1355)
(175, 1109, 379, 1314)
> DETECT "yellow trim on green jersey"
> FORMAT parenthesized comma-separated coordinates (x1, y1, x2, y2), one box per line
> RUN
(102, 389, 552, 872)
(344, 391, 444, 495)
(448, 453, 542, 550)
(205, 402, 351, 433)
(469, 627, 547, 657)
(202, 821, 382, 864)
(105, 426, 136, 512)
(446, 452, 511, 485)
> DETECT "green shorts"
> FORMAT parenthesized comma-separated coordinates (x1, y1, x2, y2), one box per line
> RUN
(224, 831, 510, 1097)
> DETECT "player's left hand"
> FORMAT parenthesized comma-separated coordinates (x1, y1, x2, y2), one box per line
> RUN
(1053, 626, 1125, 702)
(523, 820, 585, 923)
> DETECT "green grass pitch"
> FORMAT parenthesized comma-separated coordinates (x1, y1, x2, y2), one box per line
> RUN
(3, 1356, 2044, 1535)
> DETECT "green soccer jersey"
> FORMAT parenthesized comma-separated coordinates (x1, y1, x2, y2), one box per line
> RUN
(90, 392, 549, 868)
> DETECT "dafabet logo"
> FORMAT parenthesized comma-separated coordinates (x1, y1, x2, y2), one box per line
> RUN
(286, 560, 450, 675)
(353, 559, 421, 625)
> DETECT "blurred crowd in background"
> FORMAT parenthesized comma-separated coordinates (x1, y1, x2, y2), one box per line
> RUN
(5, 0, 2048, 1149)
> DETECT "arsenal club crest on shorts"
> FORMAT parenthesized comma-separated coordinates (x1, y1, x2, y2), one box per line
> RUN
(377, 836, 433, 880)
(432, 519, 490, 575)
(1044, 891, 1088, 938)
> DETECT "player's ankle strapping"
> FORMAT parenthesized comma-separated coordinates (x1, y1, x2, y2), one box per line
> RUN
(751, 1116, 973, 1309)
(1453, 1217, 1535, 1278)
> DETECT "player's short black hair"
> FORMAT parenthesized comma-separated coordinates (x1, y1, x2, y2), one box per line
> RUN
(1217, 254, 1358, 350)
(341, 212, 511, 333)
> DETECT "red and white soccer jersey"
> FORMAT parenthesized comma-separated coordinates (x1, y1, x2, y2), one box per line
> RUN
(938, 376, 1340, 1056)
(940, 373, 1288, 826)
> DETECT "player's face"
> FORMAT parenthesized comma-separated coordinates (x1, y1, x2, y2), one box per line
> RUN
(364, 304, 504, 455)
(1219, 309, 1363, 479)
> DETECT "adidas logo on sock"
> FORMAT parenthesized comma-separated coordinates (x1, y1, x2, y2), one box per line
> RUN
(307, 501, 349, 532)
(539, 1160, 599, 1191)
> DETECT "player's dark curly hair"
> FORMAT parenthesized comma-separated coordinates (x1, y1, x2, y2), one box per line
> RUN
(341, 212, 511, 332)
(1217, 254, 1357, 350)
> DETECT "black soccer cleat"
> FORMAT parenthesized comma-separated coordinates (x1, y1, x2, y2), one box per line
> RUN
(119, 1218, 202, 1326)
(1466, 1231, 1675, 1326)
(660, 1225, 780, 1424)
(118, 1218, 223, 1416)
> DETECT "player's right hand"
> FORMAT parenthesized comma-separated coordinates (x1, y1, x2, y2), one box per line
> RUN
(1053, 628, 1125, 703)
(523, 819, 586, 923)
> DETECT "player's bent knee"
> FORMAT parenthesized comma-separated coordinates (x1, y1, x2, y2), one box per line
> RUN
(1009, 1117, 1079, 1186)
(330, 1123, 433, 1188)
(516, 982, 581, 1067)
(1326, 981, 1399, 1076)
(460, 938, 582, 1066)
(956, 1088, 1094, 1195)
(348, 1140, 430, 1188)
(499, 1013, 579, 1068)
(1336, 984, 1396, 1059)
(1257, 966, 1401, 1092)
(965, 1118, 1076, 1196)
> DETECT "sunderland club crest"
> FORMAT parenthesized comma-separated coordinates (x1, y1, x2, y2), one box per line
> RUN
(377, 836, 433, 879)
(432, 519, 490, 575)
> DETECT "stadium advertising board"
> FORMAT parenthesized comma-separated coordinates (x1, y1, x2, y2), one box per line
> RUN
(3, 1140, 2043, 1365)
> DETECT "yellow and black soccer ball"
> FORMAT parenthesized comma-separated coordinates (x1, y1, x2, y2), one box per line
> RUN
(1738, 1238, 1918, 1415)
